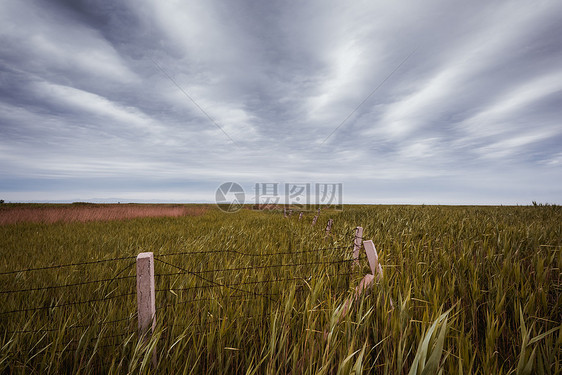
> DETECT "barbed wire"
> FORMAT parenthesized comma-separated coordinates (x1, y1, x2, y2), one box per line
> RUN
(0, 256, 136, 276)
(1, 253, 358, 317)
(156, 276, 296, 293)
(156, 271, 355, 292)
(155, 258, 278, 303)
(156, 271, 355, 309)
(1, 233, 361, 338)
(1, 262, 136, 294)
(1, 256, 358, 316)
(155, 245, 352, 259)
(0, 245, 353, 277)
(155, 257, 357, 280)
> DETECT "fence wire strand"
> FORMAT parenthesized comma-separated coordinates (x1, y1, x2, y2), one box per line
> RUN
(0, 256, 136, 276)
(1, 261, 136, 294)
(155, 257, 356, 279)
(2, 236, 362, 341)
(156, 271, 355, 310)
(155, 258, 278, 303)
(155, 245, 352, 259)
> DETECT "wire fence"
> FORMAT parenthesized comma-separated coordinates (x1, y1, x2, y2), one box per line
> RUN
(0, 255, 137, 276)
(0, 245, 355, 316)
(0, 261, 137, 294)
(0, 232, 362, 355)
(154, 245, 352, 258)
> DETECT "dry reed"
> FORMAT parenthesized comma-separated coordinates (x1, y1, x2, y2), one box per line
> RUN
(0, 204, 209, 225)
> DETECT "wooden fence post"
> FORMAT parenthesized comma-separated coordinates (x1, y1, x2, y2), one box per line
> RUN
(325, 219, 333, 236)
(137, 252, 156, 339)
(353, 227, 363, 267)
(312, 208, 320, 225)
(363, 240, 393, 308)
(363, 240, 383, 279)
(337, 239, 393, 323)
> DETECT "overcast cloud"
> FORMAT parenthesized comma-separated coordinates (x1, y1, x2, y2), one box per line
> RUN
(0, 0, 561, 204)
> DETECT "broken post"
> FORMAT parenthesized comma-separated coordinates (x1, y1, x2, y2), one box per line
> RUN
(363, 240, 383, 279)
(353, 226, 363, 267)
(137, 252, 156, 339)
(363, 240, 393, 308)
(337, 239, 393, 324)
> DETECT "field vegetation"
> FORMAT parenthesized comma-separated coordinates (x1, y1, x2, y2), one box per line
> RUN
(0, 204, 560, 374)
(0, 203, 209, 225)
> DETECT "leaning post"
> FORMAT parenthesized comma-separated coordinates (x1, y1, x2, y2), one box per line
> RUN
(363, 240, 383, 279)
(363, 240, 393, 308)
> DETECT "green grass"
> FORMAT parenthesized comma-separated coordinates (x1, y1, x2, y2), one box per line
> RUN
(0, 205, 560, 374)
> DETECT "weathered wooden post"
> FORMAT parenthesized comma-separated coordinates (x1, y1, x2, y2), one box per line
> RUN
(325, 219, 333, 236)
(299, 212, 303, 220)
(337, 238, 394, 324)
(363, 240, 383, 279)
(312, 208, 320, 225)
(363, 240, 393, 308)
(353, 227, 363, 268)
(137, 252, 156, 339)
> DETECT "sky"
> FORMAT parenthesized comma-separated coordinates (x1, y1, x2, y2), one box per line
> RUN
(0, 0, 561, 205)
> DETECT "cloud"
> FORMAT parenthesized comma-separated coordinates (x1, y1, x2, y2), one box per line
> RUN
(0, 0, 561, 204)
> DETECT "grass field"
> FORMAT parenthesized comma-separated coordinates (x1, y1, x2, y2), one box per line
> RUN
(0, 204, 560, 374)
